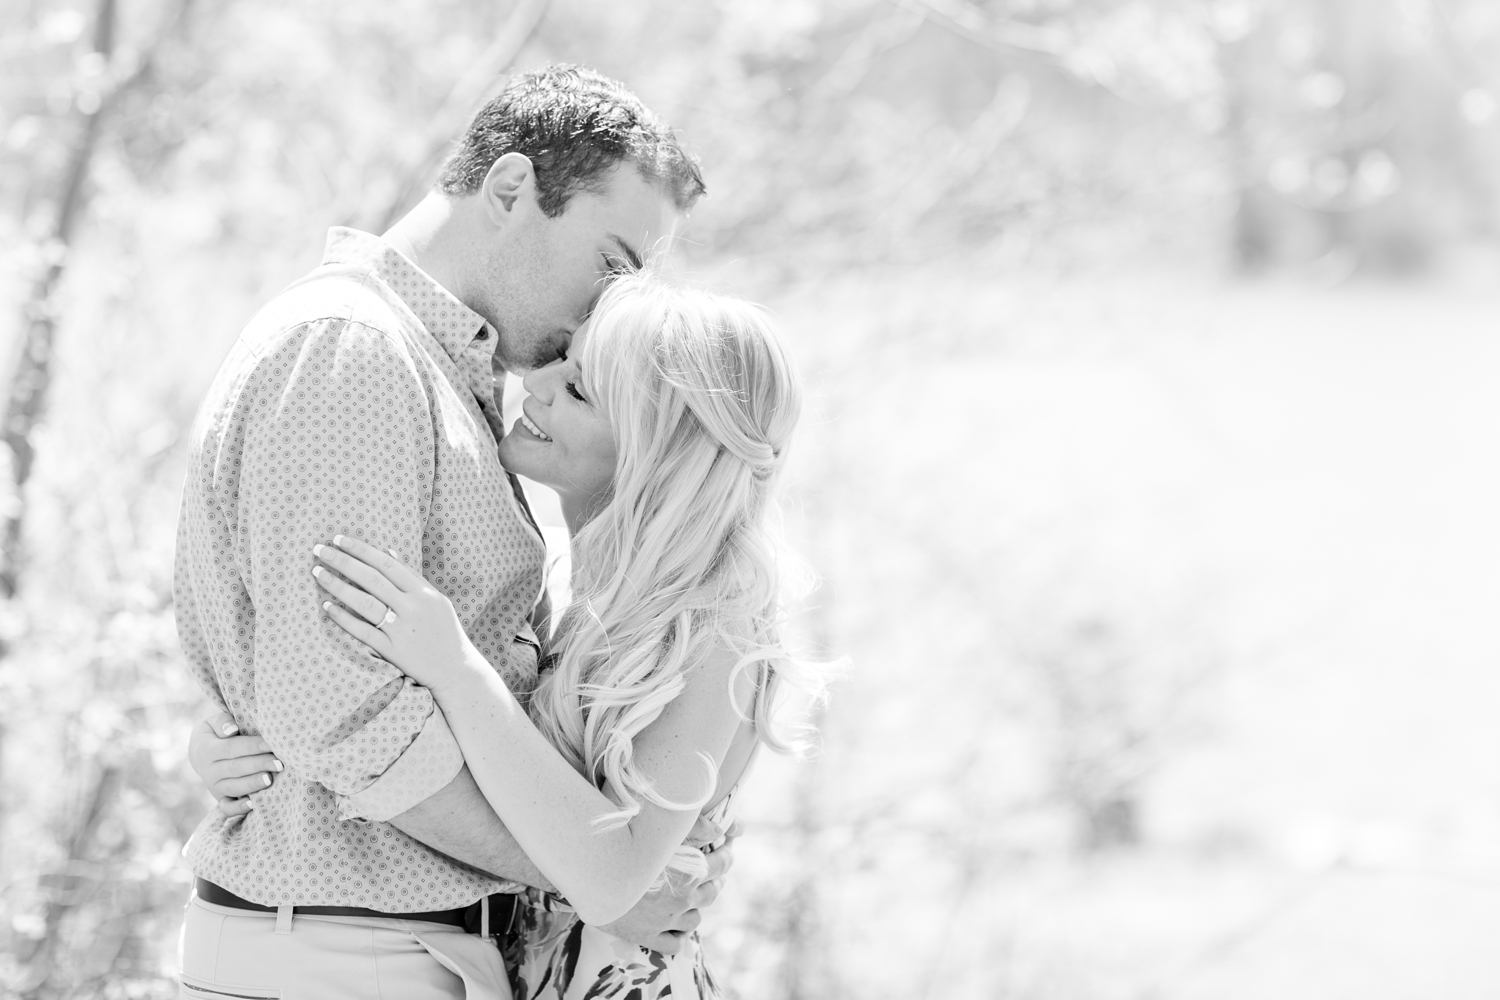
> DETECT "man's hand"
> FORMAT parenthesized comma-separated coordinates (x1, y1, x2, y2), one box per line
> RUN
(597, 820, 740, 956)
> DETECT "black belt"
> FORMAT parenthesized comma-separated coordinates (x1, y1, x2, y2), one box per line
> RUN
(194, 877, 514, 932)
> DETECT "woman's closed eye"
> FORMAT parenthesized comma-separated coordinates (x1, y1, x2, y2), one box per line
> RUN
(566, 380, 587, 402)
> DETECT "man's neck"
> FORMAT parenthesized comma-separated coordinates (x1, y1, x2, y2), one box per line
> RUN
(382, 193, 469, 307)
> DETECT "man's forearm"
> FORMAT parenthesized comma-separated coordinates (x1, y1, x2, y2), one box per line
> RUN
(388, 765, 554, 892)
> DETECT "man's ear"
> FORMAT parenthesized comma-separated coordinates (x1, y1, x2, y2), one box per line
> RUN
(479, 152, 536, 225)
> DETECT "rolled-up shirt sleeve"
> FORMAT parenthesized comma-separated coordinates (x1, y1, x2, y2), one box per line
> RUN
(239, 317, 463, 822)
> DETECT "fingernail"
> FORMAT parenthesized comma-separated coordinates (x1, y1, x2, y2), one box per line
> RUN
(262, 773, 272, 788)
(313, 544, 324, 558)
(334, 534, 345, 546)
(387, 548, 399, 559)
(322, 601, 331, 612)
(244, 798, 256, 810)
(271, 759, 283, 772)
(312, 566, 324, 578)
(220, 722, 239, 737)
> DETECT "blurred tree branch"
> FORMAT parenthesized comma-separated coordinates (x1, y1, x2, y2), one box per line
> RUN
(893, 0, 1069, 59)
(810, 4, 928, 100)
(14, 766, 119, 997)
(367, 0, 553, 233)
(0, 0, 192, 604)
(1431, 0, 1498, 89)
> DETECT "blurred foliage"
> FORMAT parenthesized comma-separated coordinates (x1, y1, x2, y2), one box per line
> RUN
(1, 0, 1498, 996)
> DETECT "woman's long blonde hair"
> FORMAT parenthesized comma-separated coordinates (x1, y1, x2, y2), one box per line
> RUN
(529, 273, 819, 881)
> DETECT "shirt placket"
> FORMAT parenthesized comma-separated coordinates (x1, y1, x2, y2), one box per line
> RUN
(459, 336, 506, 443)
(459, 334, 543, 543)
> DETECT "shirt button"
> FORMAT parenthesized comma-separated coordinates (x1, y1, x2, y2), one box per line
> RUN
(475, 328, 489, 340)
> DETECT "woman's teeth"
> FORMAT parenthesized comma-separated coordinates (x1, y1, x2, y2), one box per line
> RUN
(517, 413, 551, 441)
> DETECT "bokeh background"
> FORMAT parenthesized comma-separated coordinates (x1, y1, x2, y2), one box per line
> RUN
(3, 0, 1500, 996)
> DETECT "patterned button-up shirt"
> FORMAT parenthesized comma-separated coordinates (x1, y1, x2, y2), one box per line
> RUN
(175, 228, 546, 909)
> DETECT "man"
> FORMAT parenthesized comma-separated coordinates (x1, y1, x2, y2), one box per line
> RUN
(174, 66, 723, 1000)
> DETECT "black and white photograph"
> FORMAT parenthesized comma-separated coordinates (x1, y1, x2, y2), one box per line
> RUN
(2, 0, 1500, 997)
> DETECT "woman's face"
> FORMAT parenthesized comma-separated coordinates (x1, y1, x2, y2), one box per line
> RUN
(498, 328, 617, 520)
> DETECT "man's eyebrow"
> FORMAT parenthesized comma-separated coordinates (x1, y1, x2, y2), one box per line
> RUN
(605, 234, 644, 271)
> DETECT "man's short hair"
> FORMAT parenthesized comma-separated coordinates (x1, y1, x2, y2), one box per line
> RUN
(437, 64, 706, 217)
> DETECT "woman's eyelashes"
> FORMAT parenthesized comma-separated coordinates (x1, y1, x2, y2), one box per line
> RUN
(566, 380, 587, 402)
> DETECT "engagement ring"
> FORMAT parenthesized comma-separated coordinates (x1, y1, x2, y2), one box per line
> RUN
(379, 608, 397, 629)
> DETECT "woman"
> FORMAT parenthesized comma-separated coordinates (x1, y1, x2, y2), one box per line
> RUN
(189, 273, 823, 1000)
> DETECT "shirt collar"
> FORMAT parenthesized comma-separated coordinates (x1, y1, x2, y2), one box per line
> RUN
(321, 227, 496, 365)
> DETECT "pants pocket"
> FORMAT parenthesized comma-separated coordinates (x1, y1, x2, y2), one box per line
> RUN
(179, 972, 282, 999)
(406, 926, 512, 1000)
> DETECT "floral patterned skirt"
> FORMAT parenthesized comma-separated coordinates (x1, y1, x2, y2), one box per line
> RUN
(503, 896, 721, 1000)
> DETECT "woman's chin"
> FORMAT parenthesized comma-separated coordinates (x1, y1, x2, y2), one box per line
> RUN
(497, 444, 563, 500)
(497, 437, 537, 477)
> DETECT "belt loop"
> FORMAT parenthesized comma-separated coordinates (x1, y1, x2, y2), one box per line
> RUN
(505, 893, 520, 938)
(275, 905, 294, 935)
(480, 895, 490, 939)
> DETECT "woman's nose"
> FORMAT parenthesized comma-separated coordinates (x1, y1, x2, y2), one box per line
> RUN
(521, 358, 567, 400)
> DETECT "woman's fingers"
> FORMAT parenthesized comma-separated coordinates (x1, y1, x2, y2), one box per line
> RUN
(217, 795, 255, 818)
(207, 711, 240, 737)
(690, 877, 723, 909)
(213, 772, 276, 799)
(208, 733, 273, 763)
(313, 565, 391, 626)
(329, 535, 426, 592)
(210, 751, 282, 781)
(312, 539, 411, 602)
(312, 544, 405, 611)
(321, 600, 393, 659)
(672, 908, 703, 935)
(190, 717, 257, 784)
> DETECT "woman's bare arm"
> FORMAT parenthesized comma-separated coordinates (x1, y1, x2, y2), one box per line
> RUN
(310, 534, 751, 925)
(432, 642, 747, 925)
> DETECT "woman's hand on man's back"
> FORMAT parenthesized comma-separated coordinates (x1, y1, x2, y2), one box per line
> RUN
(187, 711, 283, 817)
(595, 820, 740, 955)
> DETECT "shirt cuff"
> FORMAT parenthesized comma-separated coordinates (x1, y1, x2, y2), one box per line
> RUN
(336, 704, 465, 823)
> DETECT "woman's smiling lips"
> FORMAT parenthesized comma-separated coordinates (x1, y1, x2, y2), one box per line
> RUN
(514, 411, 551, 441)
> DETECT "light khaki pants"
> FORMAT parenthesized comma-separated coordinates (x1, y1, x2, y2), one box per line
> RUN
(178, 895, 512, 1000)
